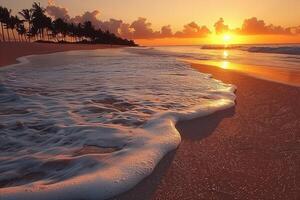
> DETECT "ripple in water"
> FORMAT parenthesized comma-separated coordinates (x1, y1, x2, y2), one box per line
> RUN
(0, 48, 236, 200)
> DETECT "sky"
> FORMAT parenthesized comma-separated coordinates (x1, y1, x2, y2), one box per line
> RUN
(1, 0, 300, 45)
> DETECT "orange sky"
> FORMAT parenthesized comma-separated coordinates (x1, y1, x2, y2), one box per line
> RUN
(1, 0, 300, 45)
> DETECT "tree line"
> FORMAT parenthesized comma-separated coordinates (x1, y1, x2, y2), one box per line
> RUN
(0, 2, 137, 46)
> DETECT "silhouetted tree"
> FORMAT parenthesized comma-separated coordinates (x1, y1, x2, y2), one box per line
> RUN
(16, 22, 27, 42)
(0, 6, 11, 41)
(0, 2, 137, 46)
(0, 6, 8, 41)
(52, 18, 68, 42)
(7, 17, 19, 41)
(18, 9, 33, 41)
(31, 2, 47, 40)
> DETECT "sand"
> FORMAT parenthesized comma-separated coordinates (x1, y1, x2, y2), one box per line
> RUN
(113, 64, 300, 199)
(0, 43, 299, 199)
(183, 59, 300, 87)
(0, 42, 122, 67)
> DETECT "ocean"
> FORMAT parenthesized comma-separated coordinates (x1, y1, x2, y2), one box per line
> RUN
(156, 44, 300, 70)
(0, 44, 299, 199)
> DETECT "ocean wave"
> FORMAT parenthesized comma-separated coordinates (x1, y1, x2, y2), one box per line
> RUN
(0, 48, 236, 200)
(247, 46, 300, 55)
(201, 44, 300, 55)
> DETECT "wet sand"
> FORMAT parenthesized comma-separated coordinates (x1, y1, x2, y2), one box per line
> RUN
(183, 59, 300, 87)
(113, 63, 300, 199)
(0, 42, 121, 67)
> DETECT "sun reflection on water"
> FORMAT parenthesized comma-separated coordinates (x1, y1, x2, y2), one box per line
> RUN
(223, 50, 229, 59)
(220, 49, 230, 69)
(220, 61, 230, 69)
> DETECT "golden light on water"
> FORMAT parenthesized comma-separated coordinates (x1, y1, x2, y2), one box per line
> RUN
(223, 50, 229, 59)
(220, 61, 230, 69)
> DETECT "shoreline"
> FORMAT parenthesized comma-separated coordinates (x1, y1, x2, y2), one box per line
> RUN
(0, 43, 235, 200)
(0, 42, 123, 67)
(113, 63, 300, 199)
(183, 59, 300, 87)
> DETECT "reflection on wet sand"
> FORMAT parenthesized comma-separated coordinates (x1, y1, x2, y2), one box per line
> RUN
(184, 57, 300, 87)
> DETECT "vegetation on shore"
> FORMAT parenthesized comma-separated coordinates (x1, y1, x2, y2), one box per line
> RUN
(0, 2, 137, 46)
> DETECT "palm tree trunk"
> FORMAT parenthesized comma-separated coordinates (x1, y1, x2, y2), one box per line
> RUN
(47, 30, 50, 41)
(6, 28, 10, 42)
(11, 29, 16, 42)
(28, 22, 31, 42)
(42, 29, 45, 41)
(0, 23, 5, 42)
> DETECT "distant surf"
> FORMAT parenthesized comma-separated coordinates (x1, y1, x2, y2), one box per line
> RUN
(156, 44, 300, 70)
(201, 44, 300, 55)
(0, 48, 236, 200)
(247, 46, 300, 55)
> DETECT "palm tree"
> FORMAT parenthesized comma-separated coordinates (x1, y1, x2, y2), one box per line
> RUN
(16, 22, 27, 42)
(29, 25, 39, 41)
(52, 18, 68, 42)
(1, 2, 137, 45)
(6, 15, 21, 41)
(68, 23, 76, 42)
(18, 9, 33, 41)
(43, 16, 52, 41)
(49, 24, 58, 42)
(75, 23, 84, 42)
(83, 21, 95, 41)
(31, 2, 48, 40)
(0, 6, 11, 41)
(0, 6, 7, 41)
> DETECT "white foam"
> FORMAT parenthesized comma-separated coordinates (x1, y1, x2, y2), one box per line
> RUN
(0, 48, 236, 200)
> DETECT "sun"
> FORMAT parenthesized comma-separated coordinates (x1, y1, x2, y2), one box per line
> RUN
(223, 33, 233, 45)
(208, 33, 240, 45)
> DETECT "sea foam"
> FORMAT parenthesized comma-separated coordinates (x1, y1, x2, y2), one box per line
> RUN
(0, 48, 235, 200)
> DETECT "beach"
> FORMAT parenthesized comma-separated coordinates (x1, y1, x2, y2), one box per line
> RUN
(0, 43, 299, 200)
(0, 42, 121, 67)
(113, 63, 300, 199)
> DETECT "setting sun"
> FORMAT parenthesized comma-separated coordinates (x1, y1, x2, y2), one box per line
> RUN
(208, 33, 244, 45)
(223, 34, 232, 43)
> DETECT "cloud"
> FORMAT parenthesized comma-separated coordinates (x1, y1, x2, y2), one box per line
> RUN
(174, 22, 211, 38)
(238, 17, 290, 35)
(214, 18, 229, 34)
(123, 20, 211, 39)
(118, 18, 173, 39)
(46, 3, 211, 40)
(47, 0, 55, 6)
(69, 11, 128, 37)
(46, 1, 70, 20)
(71, 10, 101, 27)
(45, 2, 299, 40)
(287, 26, 300, 34)
(127, 17, 160, 39)
(119, 23, 134, 38)
(101, 19, 123, 34)
(160, 25, 173, 37)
